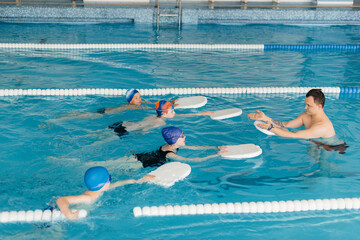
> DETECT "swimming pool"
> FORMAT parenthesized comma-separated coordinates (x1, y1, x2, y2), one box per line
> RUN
(0, 23, 360, 239)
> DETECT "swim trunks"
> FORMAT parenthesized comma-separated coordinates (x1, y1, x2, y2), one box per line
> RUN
(134, 146, 178, 168)
(108, 121, 128, 137)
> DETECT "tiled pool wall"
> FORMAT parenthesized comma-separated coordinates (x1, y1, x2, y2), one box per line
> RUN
(0, 5, 359, 24)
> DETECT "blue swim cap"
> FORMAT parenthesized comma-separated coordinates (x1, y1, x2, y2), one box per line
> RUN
(162, 126, 183, 145)
(125, 89, 139, 103)
(84, 166, 111, 191)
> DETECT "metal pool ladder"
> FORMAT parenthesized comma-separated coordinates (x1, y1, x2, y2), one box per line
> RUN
(156, 0, 182, 30)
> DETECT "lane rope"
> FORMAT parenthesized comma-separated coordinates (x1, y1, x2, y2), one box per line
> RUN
(133, 197, 360, 217)
(1, 87, 358, 96)
(0, 43, 359, 51)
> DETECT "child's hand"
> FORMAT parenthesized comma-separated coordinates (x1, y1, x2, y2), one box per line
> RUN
(137, 175, 156, 183)
(67, 210, 80, 220)
(217, 146, 228, 155)
(171, 99, 179, 108)
(218, 149, 228, 155)
(218, 146, 228, 150)
(201, 111, 214, 116)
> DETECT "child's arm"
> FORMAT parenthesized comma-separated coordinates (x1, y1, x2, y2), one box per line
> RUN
(176, 111, 214, 117)
(166, 152, 219, 162)
(102, 104, 152, 114)
(102, 104, 133, 114)
(56, 194, 92, 220)
(142, 100, 156, 104)
(182, 145, 219, 150)
(110, 175, 156, 189)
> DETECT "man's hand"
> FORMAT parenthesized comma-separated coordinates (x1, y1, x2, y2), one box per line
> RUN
(256, 121, 272, 130)
(248, 110, 267, 121)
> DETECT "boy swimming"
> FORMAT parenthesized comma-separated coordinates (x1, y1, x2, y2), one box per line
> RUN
(108, 100, 214, 137)
(47, 89, 178, 122)
(56, 166, 154, 220)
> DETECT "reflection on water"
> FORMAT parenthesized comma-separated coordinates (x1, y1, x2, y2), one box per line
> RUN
(221, 136, 352, 190)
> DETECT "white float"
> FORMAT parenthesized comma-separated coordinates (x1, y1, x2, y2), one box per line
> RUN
(210, 108, 243, 120)
(174, 96, 207, 109)
(148, 162, 191, 188)
(220, 144, 262, 159)
(254, 120, 276, 135)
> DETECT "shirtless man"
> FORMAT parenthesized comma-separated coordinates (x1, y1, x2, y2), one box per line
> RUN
(248, 89, 335, 139)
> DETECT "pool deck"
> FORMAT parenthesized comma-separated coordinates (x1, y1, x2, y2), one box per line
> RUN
(0, 1, 359, 24)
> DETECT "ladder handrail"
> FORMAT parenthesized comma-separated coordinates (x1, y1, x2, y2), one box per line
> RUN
(156, 0, 182, 31)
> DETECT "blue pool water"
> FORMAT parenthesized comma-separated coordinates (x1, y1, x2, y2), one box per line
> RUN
(0, 23, 360, 239)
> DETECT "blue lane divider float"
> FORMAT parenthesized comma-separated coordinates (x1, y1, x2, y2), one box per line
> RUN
(340, 87, 360, 94)
(264, 44, 360, 51)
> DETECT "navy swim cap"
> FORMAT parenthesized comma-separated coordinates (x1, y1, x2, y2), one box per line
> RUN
(84, 166, 110, 191)
(162, 126, 183, 145)
(126, 89, 139, 103)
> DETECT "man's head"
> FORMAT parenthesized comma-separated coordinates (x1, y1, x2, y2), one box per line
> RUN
(306, 89, 325, 107)
(156, 100, 175, 118)
(305, 89, 325, 114)
(126, 89, 142, 105)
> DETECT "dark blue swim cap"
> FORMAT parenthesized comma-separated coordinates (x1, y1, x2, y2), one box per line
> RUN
(162, 126, 183, 145)
(84, 166, 110, 191)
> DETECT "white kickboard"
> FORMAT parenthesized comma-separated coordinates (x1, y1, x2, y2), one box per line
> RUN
(148, 162, 191, 188)
(174, 96, 207, 109)
(221, 144, 262, 159)
(211, 108, 243, 120)
(254, 120, 276, 135)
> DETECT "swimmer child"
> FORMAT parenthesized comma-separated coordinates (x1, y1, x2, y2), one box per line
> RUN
(49, 89, 177, 122)
(135, 126, 227, 167)
(56, 166, 154, 220)
(109, 100, 214, 137)
(96, 88, 153, 114)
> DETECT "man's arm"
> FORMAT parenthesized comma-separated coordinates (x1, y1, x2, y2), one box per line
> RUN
(248, 110, 286, 126)
(280, 113, 305, 128)
(249, 110, 304, 128)
(270, 125, 327, 139)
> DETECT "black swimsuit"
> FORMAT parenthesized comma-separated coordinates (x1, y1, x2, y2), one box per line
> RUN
(135, 146, 178, 168)
(96, 108, 106, 114)
(108, 121, 128, 137)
